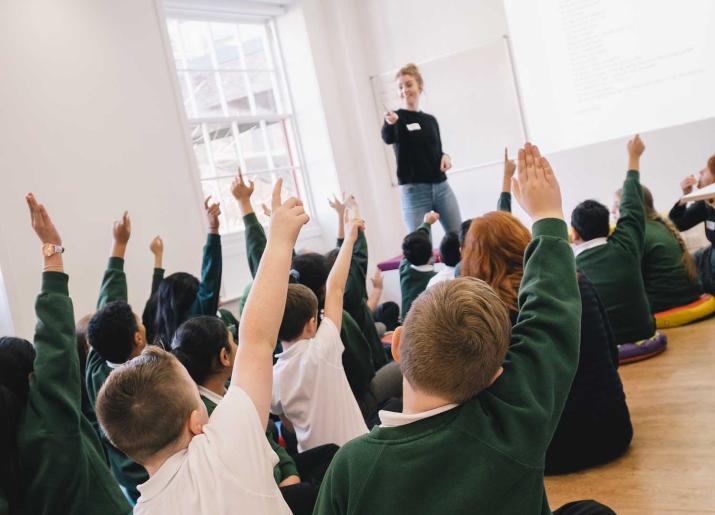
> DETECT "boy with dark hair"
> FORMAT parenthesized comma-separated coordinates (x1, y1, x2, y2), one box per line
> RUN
(314, 143, 614, 515)
(96, 179, 307, 514)
(231, 172, 382, 416)
(426, 231, 460, 289)
(571, 135, 655, 345)
(399, 211, 438, 316)
(272, 219, 368, 451)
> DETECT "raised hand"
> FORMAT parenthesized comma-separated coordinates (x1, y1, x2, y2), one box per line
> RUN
(423, 210, 440, 225)
(370, 268, 384, 290)
(681, 175, 698, 195)
(150, 236, 164, 268)
(26, 193, 62, 245)
(113, 211, 131, 245)
(261, 203, 272, 218)
(385, 111, 399, 125)
(231, 168, 255, 214)
(328, 193, 347, 219)
(512, 143, 564, 222)
(627, 134, 645, 171)
(345, 215, 365, 243)
(204, 196, 221, 234)
(268, 179, 309, 248)
(440, 154, 452, 173)
(503, 147, 516, 192)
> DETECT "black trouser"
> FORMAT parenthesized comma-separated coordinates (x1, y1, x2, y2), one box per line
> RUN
(553, 500, 616, 515)
(279, 444, 339, 515)
(693, 245, 715, 294)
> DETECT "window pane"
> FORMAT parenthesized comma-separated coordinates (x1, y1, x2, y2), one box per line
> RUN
(210, 22, 242, 69)
(237, 123, 268, 171)
(249, 72, 278, 114)
(217, 177, 243, 232)
(176, 20, 212, 69)
(218, 72, 251, 116)
(190, 125, 212, 178)
(264, 119, 295, 169)
(239, 24, 270, 69)
(245, 170, 299, 226)
(180, 71, 225, 117)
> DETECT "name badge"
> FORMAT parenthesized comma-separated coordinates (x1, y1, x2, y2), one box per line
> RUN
(706, 221, 715, 231)
(406, 123, 421, 131)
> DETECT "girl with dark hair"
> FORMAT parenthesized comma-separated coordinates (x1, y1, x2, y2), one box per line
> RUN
(150, 198, 223, 347)
(2, 194, 129, 515)
(613, 184, 702, 312)
(171, 316, 337, 515)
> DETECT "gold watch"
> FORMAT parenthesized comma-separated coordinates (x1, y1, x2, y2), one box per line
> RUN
(42, 243, 65, 257)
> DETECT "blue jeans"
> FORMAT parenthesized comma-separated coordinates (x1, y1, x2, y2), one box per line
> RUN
(400, 181, 462, 233)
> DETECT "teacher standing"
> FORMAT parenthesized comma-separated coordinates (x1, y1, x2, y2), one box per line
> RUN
(381, 63, 463, 233)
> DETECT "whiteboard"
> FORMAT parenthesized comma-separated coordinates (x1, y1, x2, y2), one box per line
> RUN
(371, 37, 526, 185)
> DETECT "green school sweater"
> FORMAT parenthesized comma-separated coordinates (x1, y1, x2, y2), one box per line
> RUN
(642, 220, 702, 313)
(314, 219, 581, 515)
(201, 395, 299, 484)
(497, 191, 512, 212)
(150, 267, 165, 296)
(576, 170, 655, 344)
(18, 272, 130, 515)
(339, 231, 388, 369)
(400, 223, 437, 317)
(85, 257, 149, 501)
(243, 212, 376, 397)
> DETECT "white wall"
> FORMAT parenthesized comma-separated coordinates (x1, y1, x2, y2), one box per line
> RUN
(0, 0, 209, 338)
(292, 0, 715, 257)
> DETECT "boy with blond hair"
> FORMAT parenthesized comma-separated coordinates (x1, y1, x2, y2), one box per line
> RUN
(96, 180, 307, 514)
(314, 144, 615, 515)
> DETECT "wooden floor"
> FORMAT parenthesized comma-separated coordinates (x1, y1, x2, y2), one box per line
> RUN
(546, 317, 715, 514)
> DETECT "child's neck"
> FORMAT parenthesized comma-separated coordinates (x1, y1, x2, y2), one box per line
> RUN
(281, 328, 316, 351)
(401, 378, 454, 414)
(202, 375, 228, 397)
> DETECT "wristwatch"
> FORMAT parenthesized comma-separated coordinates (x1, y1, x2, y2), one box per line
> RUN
(42, 243, 65, 257)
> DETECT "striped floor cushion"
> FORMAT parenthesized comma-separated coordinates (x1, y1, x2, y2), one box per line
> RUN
(619, 332, 668, 365)
(655, 294, 715, 329)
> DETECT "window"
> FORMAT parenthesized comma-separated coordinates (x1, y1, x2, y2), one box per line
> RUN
(166, 17, 306, 233)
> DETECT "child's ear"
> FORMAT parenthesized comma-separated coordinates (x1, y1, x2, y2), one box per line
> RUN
(188, 409, 205, 436)
(569, 227, 580, 242)
(219, 347, 231, 368)
(487, 366, 504, 387)
(391, 326, 403, 362)
(134, 331, 144, 349)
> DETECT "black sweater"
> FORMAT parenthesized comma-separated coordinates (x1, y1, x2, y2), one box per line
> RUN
(669, 199, 715, 245)
(381, 109, 447, 185)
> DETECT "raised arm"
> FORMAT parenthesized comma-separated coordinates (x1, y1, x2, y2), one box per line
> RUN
(232, 169, 267, 278)
(366, 268, 383, 312)
(477, 144, 580, 462)
(498, 147, 515, 212)
(97, 212, 131, 309)
(25, 194, 82, 427)
(329, 194, 347, 242)
(149, 236, 165, 295)
(236, 179, 309, 429)
(190, 197, 223, 317)
(324, 218, 363, 332)
(609, 135, 646, 257)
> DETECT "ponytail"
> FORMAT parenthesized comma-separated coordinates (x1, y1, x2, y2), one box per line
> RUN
(170, 316, 231, 385)
(0, 337, 35, 514)
(641, 185, 698, 282)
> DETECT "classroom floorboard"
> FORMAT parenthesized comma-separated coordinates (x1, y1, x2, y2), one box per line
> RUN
(545, 316, 715, 514)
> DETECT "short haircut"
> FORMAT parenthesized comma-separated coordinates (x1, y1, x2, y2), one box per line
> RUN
(279, 284, 319, 342)
(439, 232, 461, 267)
(87, 301, 138, 364)
(95, 347, 197, 464)
(171, 316, 230, 385)
(402, 231, 432, 266)
(571, 200, 610, 241)
(292, 253, 329, 303)
(400, 277, 511, 403)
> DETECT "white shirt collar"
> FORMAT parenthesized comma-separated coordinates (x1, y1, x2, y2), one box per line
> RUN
(106, 361, 122, 369)
(410, 264, 435, 272)
(197, 385, 225, 405)
(136, 448, 187, 502)
(573, 237, 608, 257)
(379, 403, 459, 428)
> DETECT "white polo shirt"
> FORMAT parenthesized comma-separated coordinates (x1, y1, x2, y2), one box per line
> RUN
(134, 386, 290, 515)
(271, 318, 368, 452)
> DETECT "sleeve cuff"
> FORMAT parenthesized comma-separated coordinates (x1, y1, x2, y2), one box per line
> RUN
(531, 218, 569, 240)
(206, 233, 221, 245)
(626, 169, 640, 180)
(41, 271, 69, 295)
(107, 256, 125, 271)
(153, 267, 165, 274)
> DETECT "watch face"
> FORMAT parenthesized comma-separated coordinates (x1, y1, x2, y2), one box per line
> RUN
(43, 244, 53, 257)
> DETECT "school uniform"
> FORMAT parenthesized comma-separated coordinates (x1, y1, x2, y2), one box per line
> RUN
(313, 219, 582, 514)
(400, 223, 437, 317)
(19, 272, 130, 515)
(669, 199, 715, 293)
(134, 385, 290, 514)
(85, 257, 148, 501)
(642, 220, 702, 313)
(575, 170, 655, 345)
(243, 212, 378, 399)
(425, 265, 455, 289)
(272, 318, 369, 452)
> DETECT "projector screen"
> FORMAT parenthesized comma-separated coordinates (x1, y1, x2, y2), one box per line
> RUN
(504, 0, 715, 153)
